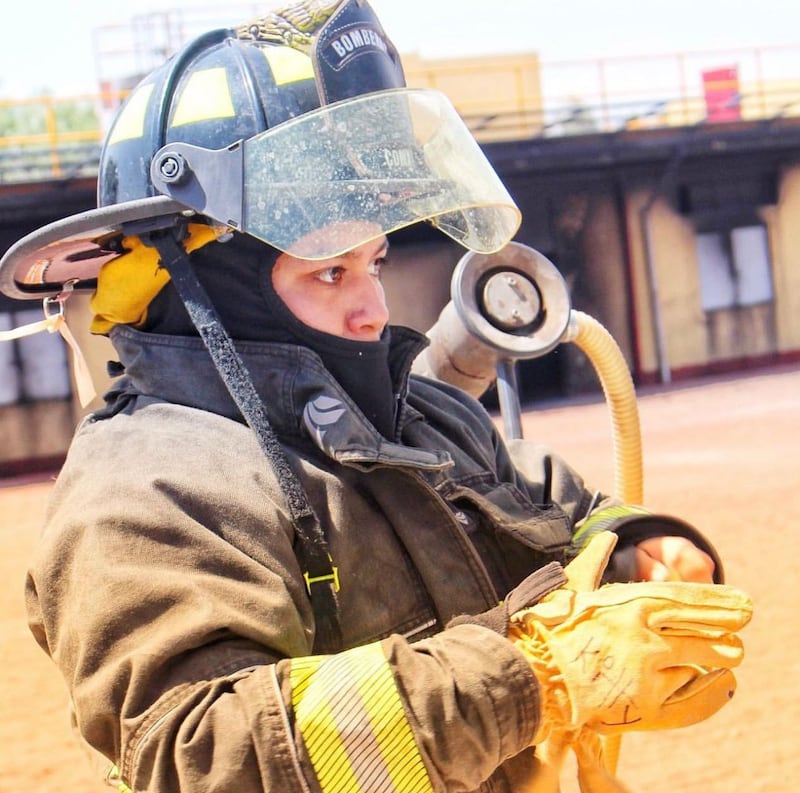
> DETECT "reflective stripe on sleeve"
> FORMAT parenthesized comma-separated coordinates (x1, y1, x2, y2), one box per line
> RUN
(571, 503, 652, 551)
(290, 642, 434, 793)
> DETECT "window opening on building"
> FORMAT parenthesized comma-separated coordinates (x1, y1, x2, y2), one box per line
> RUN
(695, 225, 774, 311)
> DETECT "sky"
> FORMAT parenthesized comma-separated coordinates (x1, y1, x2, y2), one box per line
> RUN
(1, 0, 799, 98)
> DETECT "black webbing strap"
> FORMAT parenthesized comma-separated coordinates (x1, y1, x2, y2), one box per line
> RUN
(146, 230, 343, 651)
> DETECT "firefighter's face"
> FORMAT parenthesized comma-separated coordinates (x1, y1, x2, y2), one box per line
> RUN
(271, 236, 390, 342)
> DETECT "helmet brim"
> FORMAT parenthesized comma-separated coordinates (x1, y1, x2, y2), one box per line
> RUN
(0, 196, 188, 300)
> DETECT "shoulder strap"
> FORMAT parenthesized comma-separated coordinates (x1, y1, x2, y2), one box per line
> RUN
(146, 229, 343, 651)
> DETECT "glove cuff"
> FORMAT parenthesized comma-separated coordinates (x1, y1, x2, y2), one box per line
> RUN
(447, 562, 566, 635)
(510, 621, 573, 743)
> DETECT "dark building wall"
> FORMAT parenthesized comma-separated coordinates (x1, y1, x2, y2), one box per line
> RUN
(3, 122, 800, 472)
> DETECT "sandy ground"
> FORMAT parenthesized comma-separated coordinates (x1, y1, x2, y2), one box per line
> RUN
(1, 363, 798, 792)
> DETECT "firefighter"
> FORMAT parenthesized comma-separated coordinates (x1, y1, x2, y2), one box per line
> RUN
(2, 2, 751, 791)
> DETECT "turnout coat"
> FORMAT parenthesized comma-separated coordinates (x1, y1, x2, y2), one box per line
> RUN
(25, 324, 716, 792)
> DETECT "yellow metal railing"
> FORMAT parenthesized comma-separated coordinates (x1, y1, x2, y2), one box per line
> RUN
(0, 92, 118, 182)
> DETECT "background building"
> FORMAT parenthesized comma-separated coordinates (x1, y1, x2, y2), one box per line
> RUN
(1, 8, 799, 474)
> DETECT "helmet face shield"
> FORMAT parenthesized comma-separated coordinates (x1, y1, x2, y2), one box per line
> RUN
(153, 89, 521, 259)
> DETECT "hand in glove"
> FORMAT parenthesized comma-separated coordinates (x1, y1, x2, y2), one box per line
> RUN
(522, 532, 627, 793)
(509, 537, 753, 742)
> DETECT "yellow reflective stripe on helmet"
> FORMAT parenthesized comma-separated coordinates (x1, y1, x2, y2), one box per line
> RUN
(107, 84, 154, 144)
(263, 46, 314, 85)
(171, 67, 236, 127)
(291, 643, 434, 793)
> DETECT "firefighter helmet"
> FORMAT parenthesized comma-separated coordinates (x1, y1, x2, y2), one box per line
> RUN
(0, 0, 521, 299)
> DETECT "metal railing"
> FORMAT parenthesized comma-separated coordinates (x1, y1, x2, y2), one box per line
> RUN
(538, 44, 800, 132)
(1, 44, 799, 184)
(0, 94, 109, 183)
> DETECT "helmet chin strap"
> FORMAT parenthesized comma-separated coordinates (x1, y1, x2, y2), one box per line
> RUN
(143, 227, 343, 652)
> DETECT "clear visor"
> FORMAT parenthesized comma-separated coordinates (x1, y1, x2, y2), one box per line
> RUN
(239, 88, 521, 259)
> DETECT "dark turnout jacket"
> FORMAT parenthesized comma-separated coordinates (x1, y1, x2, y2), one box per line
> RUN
(25, 325, 718, 792)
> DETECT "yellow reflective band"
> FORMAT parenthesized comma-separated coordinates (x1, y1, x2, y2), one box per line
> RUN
(290, 644, 434, 793)
(572, 503, 652, 549)
(107, 84, 154, 145)
(263, 47, 314, 85)
(586, 504, 650, 522)
(171, 67, 235, 128)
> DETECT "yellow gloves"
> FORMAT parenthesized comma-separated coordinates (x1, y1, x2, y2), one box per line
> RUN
(509, 532, 752, 791)
(90, 223, 229, 334)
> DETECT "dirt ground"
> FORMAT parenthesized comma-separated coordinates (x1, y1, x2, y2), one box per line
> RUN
(1, 363, 798, 792)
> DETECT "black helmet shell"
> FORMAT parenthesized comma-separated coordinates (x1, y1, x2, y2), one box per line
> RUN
(99, 0, 405, 208)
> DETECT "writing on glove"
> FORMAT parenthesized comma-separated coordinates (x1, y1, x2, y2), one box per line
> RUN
(510, 570, 753, 740)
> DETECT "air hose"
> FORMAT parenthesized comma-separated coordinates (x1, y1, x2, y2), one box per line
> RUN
(566, 309, 643, 777)
(565, 310, 644, 505)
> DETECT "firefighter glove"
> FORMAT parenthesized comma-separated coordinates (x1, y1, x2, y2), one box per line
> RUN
(510, 565, 753, 739)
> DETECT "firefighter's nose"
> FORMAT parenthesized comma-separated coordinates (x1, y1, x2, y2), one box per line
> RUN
(345, 274, 389, 340)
